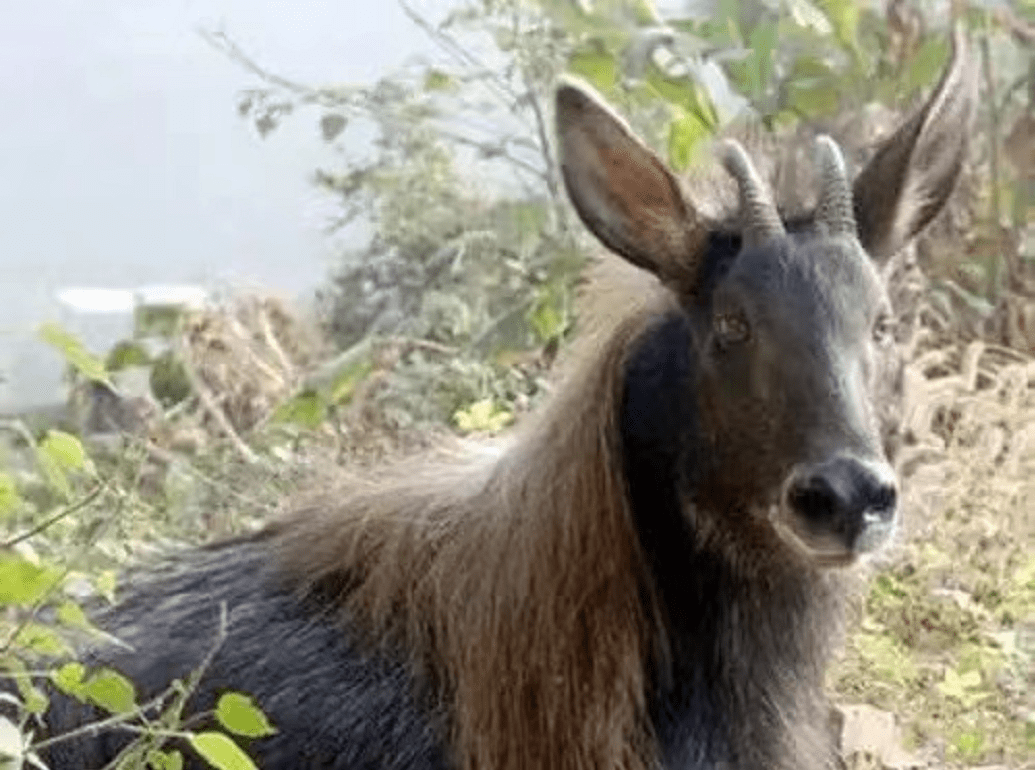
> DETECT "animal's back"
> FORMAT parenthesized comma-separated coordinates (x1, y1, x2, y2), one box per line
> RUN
(41, 538, 449, 770)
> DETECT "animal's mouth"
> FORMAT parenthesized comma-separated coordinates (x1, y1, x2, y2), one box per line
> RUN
(768, 504, 890, 568)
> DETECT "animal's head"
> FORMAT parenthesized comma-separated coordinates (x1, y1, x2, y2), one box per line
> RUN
(556, 30, 975, 567)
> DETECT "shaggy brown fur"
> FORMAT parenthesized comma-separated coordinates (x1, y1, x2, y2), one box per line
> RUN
(276, 265, 669, 770)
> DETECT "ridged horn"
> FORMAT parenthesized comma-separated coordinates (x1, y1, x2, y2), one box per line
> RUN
(814, 135, 856, 236)
(720, 140, 786, 246)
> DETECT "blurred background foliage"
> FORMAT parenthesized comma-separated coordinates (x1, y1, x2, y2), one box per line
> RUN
(203, 0, 1035, 435)
(3, 0, 1035, 767)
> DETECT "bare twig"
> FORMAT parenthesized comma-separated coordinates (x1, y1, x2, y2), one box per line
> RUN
(398, 0, 524, 113)
(199, 28, 364, 111)
(979, 19, 1005, 298)
(995, 6, 1035, 47)
(27, 692, 174, 753)
(257, 305, 296, 380)
(1, 485, 104, 549)
(177, 343, 260, 465)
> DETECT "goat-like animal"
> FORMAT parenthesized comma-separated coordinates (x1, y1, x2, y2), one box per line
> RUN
(28, 28, 974, 770)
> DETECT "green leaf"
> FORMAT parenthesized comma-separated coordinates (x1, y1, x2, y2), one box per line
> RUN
(215, 693, 277, 739)
(148, 749, 185, 770)
(328, 359, 374, 405)
(39, 431, 89, 474)
(816, 0, 860, 50)
(870, 573, 907, 601)
(38, 322, 111, 386)
(454, 398, 513, 435)
(150, 351, 191, 407)
(787, 81, 840, 118)
(937, 667, 989, 707)
(667, 111, 708, 171)
(35, 429, 91, 500)
(568, 42, 618, 92)
(104, 340, 151, 372)
(34, 444, 70, 500)
(629, 0, 659, 25)
(527, 282, 568, 344)
(786, 0, 832, 35)
(645, 67, 718, 129)
(746, 23, 779, 97)
(855, 631, 918, 685)
(12, 623, 72, 658)
(85, 669, 137, 715)
(188, 732, 257, 770)
(95, 570, 118, 604)
(319, 113, 347, 142)
(52, 662, 87, 700)
(4, 658, 49, 715)
(901, 36, 950, 95)
(15, 677, 49, 716)
(951, 729, 985, 761)
(271, 390, 327, 430)
(423, 69, 454, 92)
(0, 473, 22, 519)
(0, 555, 63, 606)
(55, 600, 91, 631)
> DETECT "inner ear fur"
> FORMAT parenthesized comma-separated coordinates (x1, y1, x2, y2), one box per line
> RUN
(853, 26, 977, 263)
(555, 79, 706, 289)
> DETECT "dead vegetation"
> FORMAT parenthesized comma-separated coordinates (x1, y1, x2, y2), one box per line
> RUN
(833, 325, 1035, 767)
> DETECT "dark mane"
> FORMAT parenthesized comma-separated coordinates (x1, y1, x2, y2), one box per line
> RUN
(275, 261, 671, 770)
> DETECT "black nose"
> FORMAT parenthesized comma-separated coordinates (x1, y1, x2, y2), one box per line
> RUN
(786, 456, 897, 550)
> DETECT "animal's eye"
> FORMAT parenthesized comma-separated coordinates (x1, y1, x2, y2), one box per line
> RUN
(873, 314, 897, 345)
(713, 311, 751, 347)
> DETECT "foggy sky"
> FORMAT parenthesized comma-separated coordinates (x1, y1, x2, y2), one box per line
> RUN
(1, 0, 433, 409)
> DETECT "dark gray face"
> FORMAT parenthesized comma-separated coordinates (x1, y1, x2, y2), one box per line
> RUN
(555, 30, 973, 568)
(695, 230, 899, 563)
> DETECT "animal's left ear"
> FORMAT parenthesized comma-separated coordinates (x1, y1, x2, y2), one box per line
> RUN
(853, 26, 977, 263)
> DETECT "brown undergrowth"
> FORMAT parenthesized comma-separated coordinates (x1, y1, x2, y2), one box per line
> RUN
(833, 332, 1035, 768)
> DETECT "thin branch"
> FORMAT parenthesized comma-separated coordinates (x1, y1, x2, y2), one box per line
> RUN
(257, 305, 295, 381)
(176, 342, 260, 466)
(1, 485, 104, 548)
(398, 0, 535, 134)
(199, 29, 313, 96)
(995, 6, 1035, 47)
(979, 18, 1006, 298)
(199, 28, 362, 110)
(30, 607, 230, 759)
(434, 128, 549, 181)
(520, 71, 561, 206)
(28, 692, 173, 752)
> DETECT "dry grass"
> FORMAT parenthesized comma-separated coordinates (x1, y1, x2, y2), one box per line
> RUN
(834, 333, 1035, 768)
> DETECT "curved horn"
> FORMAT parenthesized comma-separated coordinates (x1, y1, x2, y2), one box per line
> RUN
(720, 140, 786, 246)
(814, 135, 856, 236)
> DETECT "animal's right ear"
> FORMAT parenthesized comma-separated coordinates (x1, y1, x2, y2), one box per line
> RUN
(555, 80, 706, 288)
(853, 27, 977, 263)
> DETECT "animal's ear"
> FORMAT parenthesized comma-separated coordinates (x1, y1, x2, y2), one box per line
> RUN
(854, 27, 977, 263)
(555, 80, 706, 288)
